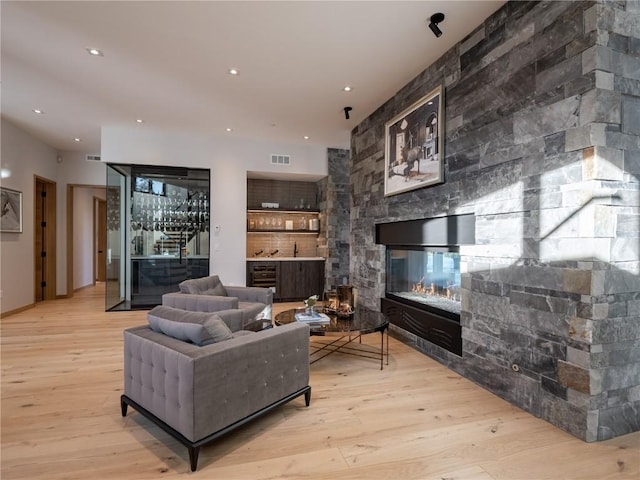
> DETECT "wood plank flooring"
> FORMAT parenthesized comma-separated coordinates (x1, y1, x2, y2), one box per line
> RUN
(2, 284, 639, 479)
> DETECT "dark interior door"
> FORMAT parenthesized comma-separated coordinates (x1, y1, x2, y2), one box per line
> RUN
(96, 198, 107, 282)
(34, 177, 56, 302)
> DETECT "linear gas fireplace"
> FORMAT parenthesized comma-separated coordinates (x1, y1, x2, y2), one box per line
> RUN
(376, 214, 475, 356)
(387, 247, 461, 318)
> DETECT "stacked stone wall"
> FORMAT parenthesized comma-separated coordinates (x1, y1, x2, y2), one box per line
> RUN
(349, 0, 639, 440)
(318, 148, 351, 290)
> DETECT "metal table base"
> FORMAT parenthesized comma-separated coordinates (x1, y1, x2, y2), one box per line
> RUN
(309, 326, 389, 370)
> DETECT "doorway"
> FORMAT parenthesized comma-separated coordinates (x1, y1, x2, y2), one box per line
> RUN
(34, 176, 57, 302)
(67, 185, 107, 298)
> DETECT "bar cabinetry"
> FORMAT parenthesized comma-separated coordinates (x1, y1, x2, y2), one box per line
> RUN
(278, 260, 324, 301)
(247, 259, 324, 302)
(247, 261, 278, 291)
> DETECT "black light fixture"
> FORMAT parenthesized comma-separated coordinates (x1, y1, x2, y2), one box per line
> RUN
(344, 106, 352, 120)
(428, 13, 445, 38)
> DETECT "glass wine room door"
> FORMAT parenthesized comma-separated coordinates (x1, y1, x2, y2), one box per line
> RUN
(105, 164, 127, 310)
(106, 164, 210, 311)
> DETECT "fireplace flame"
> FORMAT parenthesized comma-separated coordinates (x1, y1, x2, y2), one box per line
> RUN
(411, 279, 461, 302)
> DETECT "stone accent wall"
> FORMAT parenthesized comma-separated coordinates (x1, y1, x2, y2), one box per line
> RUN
(318, 148, 351, 290)
(349, 0, 639, 441)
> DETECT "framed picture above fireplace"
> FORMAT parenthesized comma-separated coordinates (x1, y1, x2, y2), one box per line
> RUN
(384, 85, 444, 197)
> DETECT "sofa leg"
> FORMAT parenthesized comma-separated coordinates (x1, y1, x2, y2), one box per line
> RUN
(305, 387, 311, 407)
(188, 446, 200, 472)
(120, 396, 128, 417)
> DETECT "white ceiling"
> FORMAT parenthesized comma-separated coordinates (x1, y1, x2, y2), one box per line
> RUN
(1, 1, 504, 154)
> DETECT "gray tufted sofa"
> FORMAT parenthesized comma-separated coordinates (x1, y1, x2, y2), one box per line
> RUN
(120, 306, 310, 471)
(162, 275, 272, 330)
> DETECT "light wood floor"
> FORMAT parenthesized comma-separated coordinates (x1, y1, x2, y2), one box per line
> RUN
(1, 284, 638, 479)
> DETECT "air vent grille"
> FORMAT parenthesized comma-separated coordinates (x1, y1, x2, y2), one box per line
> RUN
(86, 154, 101, 161)
(271, 154, 290, 165)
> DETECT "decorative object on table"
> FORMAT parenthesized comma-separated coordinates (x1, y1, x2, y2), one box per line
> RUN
(0, 187, 22, 233)
(323, 290, 339, 313)
(384, 84, 444, 196)
(337, 303, 354, 318)
(336, 285, 355, 317)
(304, 294, 319, 315)
(294, 308, 330, 324)
(296, 295, 329, 324)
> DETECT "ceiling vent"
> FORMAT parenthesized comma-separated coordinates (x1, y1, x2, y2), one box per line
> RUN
(86, 154, 101, 161)
(271, 154, 291, 165)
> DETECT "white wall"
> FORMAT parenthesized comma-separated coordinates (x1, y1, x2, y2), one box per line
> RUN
(0, 118, 58, 314)
(102, 126, 328, 285)
(73, 187, 106, 290)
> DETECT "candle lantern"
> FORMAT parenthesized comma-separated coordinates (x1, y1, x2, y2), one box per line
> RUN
(336, 285, 355, 316)
(323, 290, 339, 313)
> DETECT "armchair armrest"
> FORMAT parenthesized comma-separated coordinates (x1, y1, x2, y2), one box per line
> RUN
(225, 286, 273, 305)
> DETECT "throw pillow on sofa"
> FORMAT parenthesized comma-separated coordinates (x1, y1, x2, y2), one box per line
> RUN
(178, 275, 228, 296)
(148, 316, 215, 346)
(202, 317, 234, 342)
(202, 285, 227, 296)
(147, 306, 234, 345)
(149, 305, 221, 325)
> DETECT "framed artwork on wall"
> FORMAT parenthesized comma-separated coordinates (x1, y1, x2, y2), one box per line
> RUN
(0, 187, 23, 233)
(384, 85, 444, 197)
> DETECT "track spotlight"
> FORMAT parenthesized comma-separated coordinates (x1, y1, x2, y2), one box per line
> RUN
(428, 13, 445, 38)
(344, 106, 352, 120)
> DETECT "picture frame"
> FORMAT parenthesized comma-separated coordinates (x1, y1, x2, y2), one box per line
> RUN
(1, 187, 23, 233)
(384, 85, 444, 197)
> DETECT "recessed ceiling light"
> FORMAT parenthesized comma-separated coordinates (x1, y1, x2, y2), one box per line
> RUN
(343, 86, 352, 92)
(228, 68, 239, 75)
(86, 48, 103, 56)
(33, 109, 44, 114)
(136, 119, 144, 124)
(303, 136, 309, 140)
(225, 127, 233, 132)
(74, 138, 81, 142)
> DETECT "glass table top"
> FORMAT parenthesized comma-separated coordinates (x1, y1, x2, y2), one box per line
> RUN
(274, 307, 388, 336)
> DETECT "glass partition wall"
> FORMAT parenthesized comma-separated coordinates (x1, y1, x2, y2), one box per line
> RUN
(106, 164, 210, 311)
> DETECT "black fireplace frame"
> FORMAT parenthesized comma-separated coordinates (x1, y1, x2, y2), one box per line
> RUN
(376, 214, 475, 356)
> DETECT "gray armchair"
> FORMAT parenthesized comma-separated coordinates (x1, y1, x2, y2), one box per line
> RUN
(162, 275, 272, 331)
(121, 305, 310, 471)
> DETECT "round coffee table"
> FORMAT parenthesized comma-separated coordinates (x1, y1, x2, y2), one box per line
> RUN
(275, 307, 389, 369)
